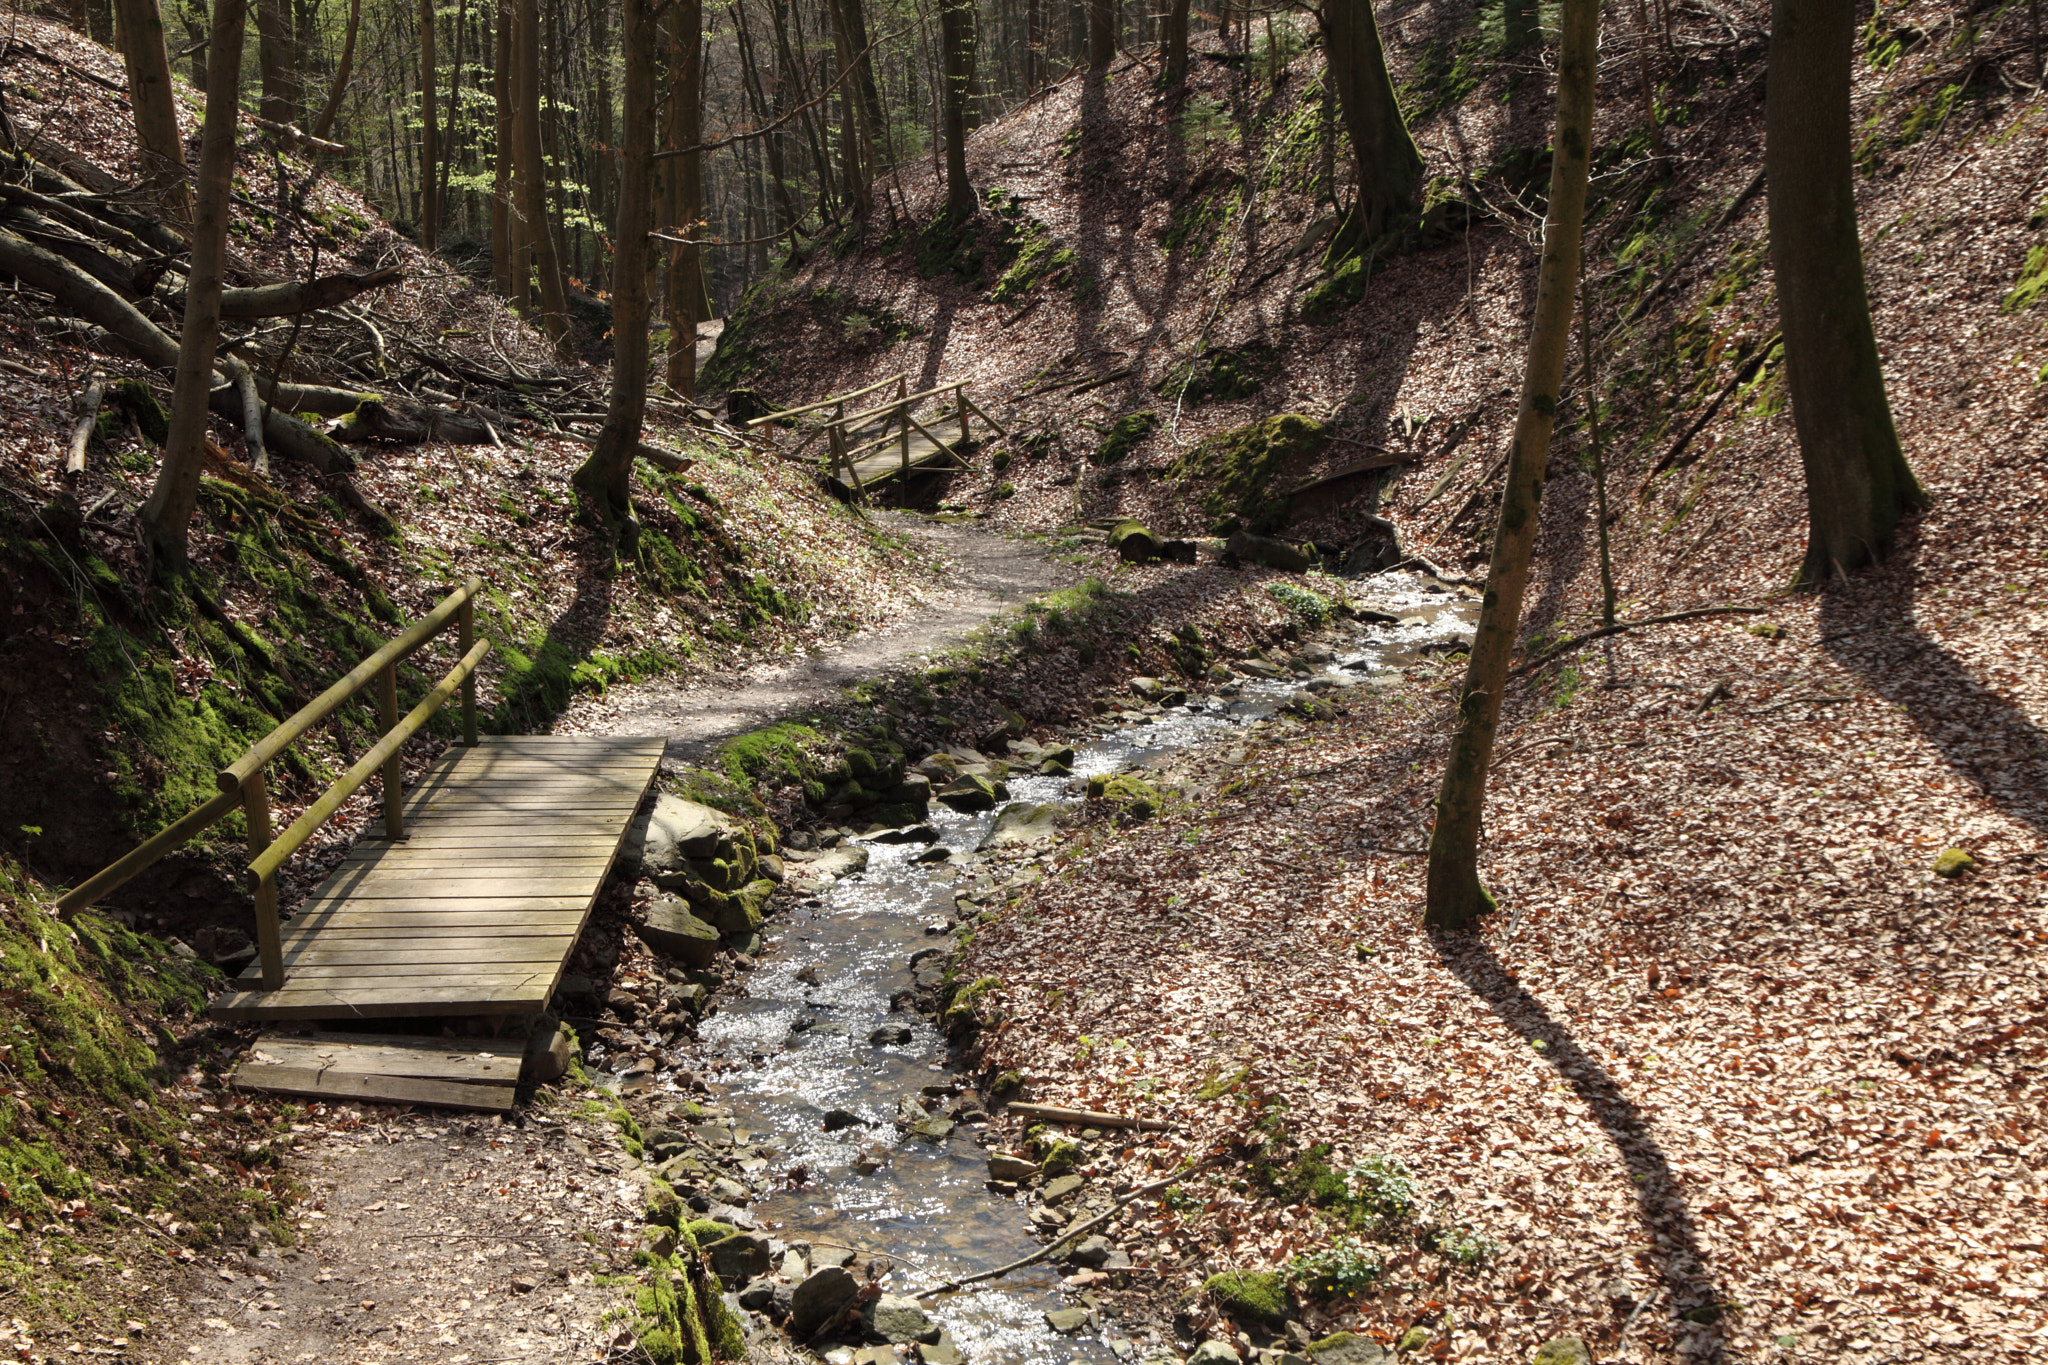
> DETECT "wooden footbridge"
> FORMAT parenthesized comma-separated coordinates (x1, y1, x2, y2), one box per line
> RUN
(57, 579, 662, 1110)
(749, 372, 1005, 498)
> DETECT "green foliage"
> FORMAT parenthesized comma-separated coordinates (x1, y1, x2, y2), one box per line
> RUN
(2005, 242, 2048, 312)
(1399, 20, 1486, 123)
(1423, 1225, 1498, 1267)
(716, 722, 822, 794)
(1347, 1154, 1419, 1226)
(1093, 411, 1158, 464)
(1287, 1241, 1383, 1298)
(1163, 181, 1239, 257)
(990, 220, 1078, 303)
(1177, 95, 1237, 154)
(1266, 581, 1334, 627)
(1169, 413, 1328, 532)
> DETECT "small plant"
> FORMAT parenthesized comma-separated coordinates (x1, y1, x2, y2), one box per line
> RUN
(1266, 581, 1334, 627)
(1347, 1154, 1418, 1226)
(1551, 665, 1583, 710)
(1287, 1238, 1383, 1298)
(992, 481, 1017, 500)
(1425, 1225, 1498, 1267)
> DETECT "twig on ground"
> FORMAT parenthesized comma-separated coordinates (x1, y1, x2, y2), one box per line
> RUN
(1513, 606, 1765, 675)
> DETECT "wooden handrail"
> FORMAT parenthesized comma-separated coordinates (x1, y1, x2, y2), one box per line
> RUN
(837, 381, 969, 430)
(54, 578, 489, 993)
(249, 638, 490, 887)
(747, 370, 908, 426)
(218, 576, 483, 792)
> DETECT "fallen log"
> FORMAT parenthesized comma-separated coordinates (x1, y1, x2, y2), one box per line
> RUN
(244, 114, 349, 157)
(66, 374, 105, 478)
(178, 266, 403, 319)
(329, 397, 496, 445)
(1003, 1103, 1171, 1131)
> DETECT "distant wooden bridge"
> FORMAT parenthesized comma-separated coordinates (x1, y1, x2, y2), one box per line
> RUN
(750, 372, 1005, 498)
(57, 579, 661, 1110)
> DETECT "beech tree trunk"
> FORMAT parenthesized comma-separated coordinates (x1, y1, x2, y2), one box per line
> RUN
(573, 0, 656, 540)
(1766, 0, 1923, 586)
(1162, 0, 1191, 90)
(255, 0, 297, 126)
(1423, 0, 1598, 930)
(309, 0, 362, 141)
(512, 0, 570, 347)
(492, 0, 514, 298)
(112, 0, 189, 219)
(420, 0, 441, 250)
(140, 0, 249, 568)
(939, 0, 976, 221)
(1087, 0, 1114, 68)
(1324, 0, 1423, 249)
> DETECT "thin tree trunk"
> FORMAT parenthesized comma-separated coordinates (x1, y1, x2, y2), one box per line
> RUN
(1767, 0, 1922, 587)
(573, 0, 655, 540)
(662, 0, 703, 394)
(1503, 0, 1536, 53)
(140, 0, 249, 568)
(734, 0, 796, 234)
(1323, 0, 1423, 250)
(112, 0, 190, 219)
(421, 0, 441, 250)
(513, 0, 571, 345)
(1422, 0, 1598, 930)
(591, 0, 613, 282)
(437, 0, 468, 243)
(939, 0, 975, 220)
(492, 0, 515, 296)
(310, 0, 362, 140)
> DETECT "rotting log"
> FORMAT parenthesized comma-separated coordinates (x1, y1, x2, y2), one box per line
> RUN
(1004, 1103, 1171, 1131)
(177, 265, 403, 319)
(330, 396, 496, 445)
(66, 375, 105, 478)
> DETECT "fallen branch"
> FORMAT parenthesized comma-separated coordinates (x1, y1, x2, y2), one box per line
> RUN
(203, 266, 402, 319)
(244, 114, 348, 157)
(1643, 337, 1776, 482)
(65, 374, 104, 478)
(1512, 605, 1766, 676)
(1004, 1103, 1170, 1131)
(911, 1167, 1193, 1300)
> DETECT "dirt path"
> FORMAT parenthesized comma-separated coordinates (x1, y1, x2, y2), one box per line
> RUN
(144, 1101, 648, 1365)
(143, 518, 1069, 1365)
(564, 514, 1078, 762)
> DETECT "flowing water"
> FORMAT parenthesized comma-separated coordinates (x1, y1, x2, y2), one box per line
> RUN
(660, 577, 1476, 1364)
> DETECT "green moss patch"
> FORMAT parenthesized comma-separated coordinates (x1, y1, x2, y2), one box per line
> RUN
(1169, 414, 1328, 534)
(1094, 411, 1158, 465)
(1205, 1268, 1291, 1326)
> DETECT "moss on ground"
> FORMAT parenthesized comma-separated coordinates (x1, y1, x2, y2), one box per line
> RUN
(1205, 1268, 1291, 1325)
(1094, 411, 1158, 465)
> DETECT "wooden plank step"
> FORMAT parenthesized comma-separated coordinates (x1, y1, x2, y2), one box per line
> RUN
(230, 1031, 525, 1109)
(211, 982, 552, 1020)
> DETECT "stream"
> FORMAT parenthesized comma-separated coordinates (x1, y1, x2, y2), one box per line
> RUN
(652, 574, 1476, 1365)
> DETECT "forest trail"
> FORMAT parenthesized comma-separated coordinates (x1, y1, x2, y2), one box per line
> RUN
(561, 514, 1078, 759)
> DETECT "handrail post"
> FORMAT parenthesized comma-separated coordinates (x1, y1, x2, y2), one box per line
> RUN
(377, 663, 405, 839)
(957, 384, 969, 445)
(457, 596, 478, 746)
(897, 376, 910, 481)
(244, 772, 284, 990)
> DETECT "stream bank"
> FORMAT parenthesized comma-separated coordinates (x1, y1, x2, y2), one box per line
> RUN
(579, 562, 1477, 1365)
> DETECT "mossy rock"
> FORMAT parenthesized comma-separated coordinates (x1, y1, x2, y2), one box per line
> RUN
(1158, 341, 1279, 403)
(1095, 774, 1164, 821)
(1530, 1339, 1590, 1365)
(1108, 520, 1163, 563)
(1205, 1269, 1291, 1327)
(1932, 847, 1975, 877)
(1038, 1139, 1083, 1175)
(1170, 414, 1329, 534)
(1307, 1333, 1389, 1365)
(683, 1218, 741, 1249)
(1094, 410, 1158, 465)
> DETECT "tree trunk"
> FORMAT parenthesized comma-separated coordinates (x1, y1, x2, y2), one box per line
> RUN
(1766, 0, 1923, 587)
(1323, 0, 1423, 249)
(1087, 0, 1114, 68)
(1503, 0, 1536, 53)
(663, 0, 703, 395)
(420, 0, 441, 251)
(512, 0, 570, 347)
(112, 0, 190, 220)
(437, 0, 468, 243)
(939, 0, 975, 221)
(310, 0, 362, 141)
(140, 0, 249, 569)
(256, 0, 297, 126)
(492, 0, 514, 297)
(1161, 0, 1191, 90)
(573, 0, 656, 541)
(1422, 0, 1597, 930)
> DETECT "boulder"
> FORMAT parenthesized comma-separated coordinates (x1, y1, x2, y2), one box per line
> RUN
(704, 1231, 774, 1286)
(1187, 1343, 1240, 1365)
(1045, 1307, 1094, 1335)
(1305, 1334, 1385, 1365)
(988, 1152, 1039, 1181)
(627, 795, 738, 886)
(1933, 847, 1975, 877)
(635, 899, 723, 967)
(1226, 531, 1312, 573)
(1068, 1235, 1117, 1268)
(907, 1117, 956, 1143)
(822, 1109, 864, 1132)
(789, 1265, 861, 1339)
(1128, 676, 1167, 701)
(936, 774, 1000, 812)
(522, 1017, 576, 1083)
(712, 879, 774, 936)
(869, 1024, 914, 1045)
(1530, 1340, 1590, 1365)
(1041, 1173, 1085, 1204)
(1235, 657, 1286, 679)
(805, 846, 870, 882)
(865, 1295, 943, 1345)
(1109, 520, 1163, 562)
(737, 1278, 777, 1312)
(868, 823, 939, 844)
(979, 802, 1061, 850)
